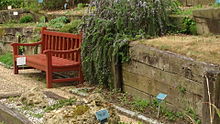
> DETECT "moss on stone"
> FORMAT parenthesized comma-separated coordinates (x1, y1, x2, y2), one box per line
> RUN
(0, 28, 5, 37)
(73, 105, 90, 116)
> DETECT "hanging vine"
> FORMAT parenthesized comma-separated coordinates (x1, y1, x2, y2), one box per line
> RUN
(81, 0, 175, 88)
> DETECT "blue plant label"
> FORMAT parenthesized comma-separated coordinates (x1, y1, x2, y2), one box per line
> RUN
(38, 0, 43, 3)
(156, 93, 167, 101)
(95, 109, 110, 121)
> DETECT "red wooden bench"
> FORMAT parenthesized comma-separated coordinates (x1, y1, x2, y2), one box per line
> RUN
(11, 27, 84, 88)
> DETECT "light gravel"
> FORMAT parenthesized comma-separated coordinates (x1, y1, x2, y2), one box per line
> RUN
(0, 65, 139, 124)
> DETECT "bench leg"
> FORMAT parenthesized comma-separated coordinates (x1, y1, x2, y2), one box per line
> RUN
(46, 70, 53, 88)
(79, 68, 84, 84)
(13, 61, 18, 74)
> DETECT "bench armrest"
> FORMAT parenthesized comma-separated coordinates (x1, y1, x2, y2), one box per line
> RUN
(11, 41, 42, 47)
(11, 41, 42, 56)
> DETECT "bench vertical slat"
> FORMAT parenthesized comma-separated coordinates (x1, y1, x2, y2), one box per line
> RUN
(58, 36, 62, 57)
(55, 36, 58, 57)
(44, 34, 48, 52)
(50, 35, 53, 50)
(76, 39, 79, 48)
(63, 37, 66, 58)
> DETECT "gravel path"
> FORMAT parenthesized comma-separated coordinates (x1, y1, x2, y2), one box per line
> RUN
(0, 66, 40, 94)
(0, 65, 139, 123)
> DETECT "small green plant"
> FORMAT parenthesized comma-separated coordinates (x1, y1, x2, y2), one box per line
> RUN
(132, 99, 150, 112)
(20, 15, 34, 23)
(60, 19, 82, 33)
(32, 113, 44, 118)
(181, 17, 197, 35)
(45, 98, 76, 112)
(0, 121, 6, 124)
(0, 52, 13, 68)
(177, 85, 187, 94)
(48, 16, 70, 29)
(185, 108, 201, 124)
(77, 3, 86, 9)
(39, 16, 46, 23)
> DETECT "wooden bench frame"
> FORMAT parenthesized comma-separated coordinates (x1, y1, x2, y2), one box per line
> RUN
(11, 27, 84, 88)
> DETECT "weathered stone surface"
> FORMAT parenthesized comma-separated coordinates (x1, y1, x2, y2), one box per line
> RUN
(203, 71, 220, 124)
(193, 8, 220, 34)
(123, 61, 203, 95)
(44, 94, 120, 124)
(0, 103, 32, 124)
(178, 0, 215, 6)
(129, 42, 220, 83)
(0, 9, 37, 24)
(19, 87, 49, 108)
(0, 27, 41, 54)
(123, 42, 220, 120)
(123, 70, 203, 117)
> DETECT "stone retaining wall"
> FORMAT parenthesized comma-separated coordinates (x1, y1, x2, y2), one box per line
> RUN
(0, 9, 37, 24)
(178, 0, 215, 6)
(193, 8, 220, 35)
(122, 41, 220, 123)
(0, 27, 40, 54)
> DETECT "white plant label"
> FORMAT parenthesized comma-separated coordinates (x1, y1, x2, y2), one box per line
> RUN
(13, 11, 18, 16)
(16, 57, 26, 66)
(8, 6, 12, 10)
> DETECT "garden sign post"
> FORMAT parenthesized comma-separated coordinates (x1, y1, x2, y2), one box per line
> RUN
(95, 109, 110, 124)
(156, 93, 167, 118)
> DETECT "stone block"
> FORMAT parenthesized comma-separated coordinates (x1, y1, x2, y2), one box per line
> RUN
(193, 8, 220, 34)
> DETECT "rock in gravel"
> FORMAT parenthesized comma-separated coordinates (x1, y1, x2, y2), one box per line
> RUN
(19, 87, 48, 108)
(44, 94, 120, 124)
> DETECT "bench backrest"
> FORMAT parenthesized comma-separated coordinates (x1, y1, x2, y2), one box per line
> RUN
(41, 27, 82, 61)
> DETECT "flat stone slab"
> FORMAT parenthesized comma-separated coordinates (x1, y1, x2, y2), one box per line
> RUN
(0, 103, 32, 124)
(193, 8, 220, 20)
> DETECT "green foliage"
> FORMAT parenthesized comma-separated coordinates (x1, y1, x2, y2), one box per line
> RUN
(181, 17, 197, 35)
(174, 5, 203, 16)
(168, 16, 197, 35)
(45, 98, 76, 112)
(0, 0, 22, 10)
(212, 3, 220, 8)
(0, 52, 13, 68)
(177, 85, 187, 94)
(82, 0, 173, 87)
(77, 3, 86, 9)
(60, 19, 82, 33)
(39, 16, 46, 23)
(20, 15, 34, 23)
(132, 99, 150, 112)
(48, 16, 70, 29)
(23, 0, 42, 12)
(185, 108, 201, 124)
(31, 113, 44, 118)
(43, 0, 65, 10)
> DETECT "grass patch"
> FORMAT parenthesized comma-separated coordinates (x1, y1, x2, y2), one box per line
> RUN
(0, 52, 13, 68)
(45, 98, 76, 112)
(0, 23, 36, 28)
(138, 35, 220, 65)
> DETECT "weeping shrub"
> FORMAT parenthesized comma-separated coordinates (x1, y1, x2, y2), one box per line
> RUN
(82, 0, 175, 88)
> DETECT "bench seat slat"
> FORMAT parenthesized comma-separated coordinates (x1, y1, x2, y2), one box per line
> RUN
(26, 54, 80, 68)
